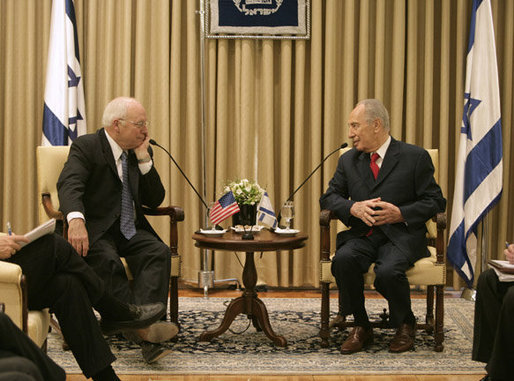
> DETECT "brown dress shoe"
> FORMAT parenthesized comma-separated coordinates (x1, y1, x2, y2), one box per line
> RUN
(389, 323, 415, 353)
(340, 326, 374, 354)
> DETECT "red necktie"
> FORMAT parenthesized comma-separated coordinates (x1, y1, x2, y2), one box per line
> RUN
(370, 153, 380, 180)
(366, 153, 380, 237)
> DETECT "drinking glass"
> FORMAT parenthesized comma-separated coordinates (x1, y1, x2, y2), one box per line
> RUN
(281, 201, 295, 230)
(207, 202, 217, 230)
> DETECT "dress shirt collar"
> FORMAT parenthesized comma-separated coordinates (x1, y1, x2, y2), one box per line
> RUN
(105, 129, 125, 162)
(372, 135, 391, 162)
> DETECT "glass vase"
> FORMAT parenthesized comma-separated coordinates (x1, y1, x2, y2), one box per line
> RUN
(232, 204, 257, 226)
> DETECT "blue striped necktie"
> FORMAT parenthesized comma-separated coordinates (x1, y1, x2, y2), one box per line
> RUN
(120, 152, 136, 240)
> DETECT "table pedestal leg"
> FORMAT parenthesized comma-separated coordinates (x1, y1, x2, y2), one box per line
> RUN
(250, 296, 287, 346)
(198, 251, 287, 347)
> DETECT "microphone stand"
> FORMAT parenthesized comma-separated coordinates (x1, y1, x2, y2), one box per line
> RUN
(150, 140, 209, 209)
(277, 143, 348, 227)
(151, 139, 241, 296)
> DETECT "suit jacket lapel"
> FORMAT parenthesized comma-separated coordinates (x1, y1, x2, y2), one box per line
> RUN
(357, 151, 376, 190)
(98, 129, 120, 182)
(374, 138, 400, 187)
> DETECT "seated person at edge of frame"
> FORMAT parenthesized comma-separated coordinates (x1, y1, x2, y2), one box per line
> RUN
(1, 232, 166, 380)
(320, 98, 446, 354)
(472, 243, 514, 381)
(0, 310, 65, 381)
(57, 97, 177, 361)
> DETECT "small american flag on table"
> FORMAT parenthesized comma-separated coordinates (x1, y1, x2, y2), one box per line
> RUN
(209, 191, 240, 225)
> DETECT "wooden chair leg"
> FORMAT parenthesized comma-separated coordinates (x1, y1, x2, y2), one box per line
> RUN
(425, 285, 435, 330)
(434, 284, 444, 352)
(169, 276, 179, 325)
(320, 282, 331, 347)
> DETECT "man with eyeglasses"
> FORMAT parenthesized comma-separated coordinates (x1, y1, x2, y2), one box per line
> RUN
(57, 97, 176, 363)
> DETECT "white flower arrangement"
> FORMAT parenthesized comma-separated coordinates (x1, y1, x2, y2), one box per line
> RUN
(224, 179, 264, 205)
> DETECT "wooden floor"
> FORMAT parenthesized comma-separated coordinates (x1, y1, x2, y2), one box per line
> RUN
(66, 288, 485, 381)
(67, 376, 484, 381)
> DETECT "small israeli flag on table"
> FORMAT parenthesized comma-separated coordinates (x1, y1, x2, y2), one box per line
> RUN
(257, 192, 277, 229)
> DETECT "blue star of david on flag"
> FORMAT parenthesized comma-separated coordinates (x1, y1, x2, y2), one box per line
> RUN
(461, 93, 481, 139)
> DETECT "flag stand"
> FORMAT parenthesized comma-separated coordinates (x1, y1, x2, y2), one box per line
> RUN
(460, 287, 476, 301)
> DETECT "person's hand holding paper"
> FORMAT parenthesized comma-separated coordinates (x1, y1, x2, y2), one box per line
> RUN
(505, 242, 514, 264)
(0, 234, 29, 259)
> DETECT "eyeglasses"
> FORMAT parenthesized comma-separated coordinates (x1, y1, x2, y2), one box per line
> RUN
(118, 119, 149, 128)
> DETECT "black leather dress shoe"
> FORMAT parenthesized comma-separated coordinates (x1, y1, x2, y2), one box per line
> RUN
(141, 342, 172, 363)
(100, 302, 165, 335)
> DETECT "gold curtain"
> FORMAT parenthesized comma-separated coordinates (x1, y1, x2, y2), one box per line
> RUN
(0, 0, 513, 289)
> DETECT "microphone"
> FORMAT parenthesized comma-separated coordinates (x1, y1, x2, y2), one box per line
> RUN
(277, 142, 348, 225)
(149, 139, 209, 210)
(285, 142, 348, 202)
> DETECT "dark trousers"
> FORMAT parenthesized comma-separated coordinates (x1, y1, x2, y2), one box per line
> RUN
(473, 268, 514, 379)
(85, 227, 170, 307)
(0, 312, 65, 381)
(331, 229, 414, 327)
(8, 234, 115, 378)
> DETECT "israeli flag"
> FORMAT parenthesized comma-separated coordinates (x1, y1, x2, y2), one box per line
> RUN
(257, 191, 278, 229)
(42, 0, 86, 146)
(447, 0, 502, 288)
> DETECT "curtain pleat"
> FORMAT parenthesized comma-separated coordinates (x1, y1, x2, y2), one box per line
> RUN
(1, 0, 513, 289)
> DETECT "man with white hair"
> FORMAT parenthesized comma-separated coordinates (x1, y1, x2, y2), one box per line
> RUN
(320, 99, 445, 354)
(58, 97, 175, 363)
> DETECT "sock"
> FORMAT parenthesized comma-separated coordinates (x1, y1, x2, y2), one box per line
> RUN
(353, 309, 370, 328)
(95, 293, 133, 321)
(92, 365, 121, 381)
(404, 311, 416, 327)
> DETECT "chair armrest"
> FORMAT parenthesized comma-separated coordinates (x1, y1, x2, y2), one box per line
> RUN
(41, 193, 64, 221)
(0, 260, 23, 283)
(433, 212, 447, 231)
(434, 212, 447, 264)
(0, 261, 27, 332)
(142, 206, 185, 267)
(320, 209, 336, 262)
(320, 209, 335, 227)
(142, 206, 184, 222)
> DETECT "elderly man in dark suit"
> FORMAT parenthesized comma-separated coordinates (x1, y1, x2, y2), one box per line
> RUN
(320, 99, 446, 354)
(57, 97, 176, 363)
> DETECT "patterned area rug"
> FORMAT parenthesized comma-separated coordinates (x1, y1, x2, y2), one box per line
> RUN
(48, 297, 485, 375)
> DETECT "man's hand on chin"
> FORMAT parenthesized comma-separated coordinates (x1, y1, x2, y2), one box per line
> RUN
(134, 135, 151, 162)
